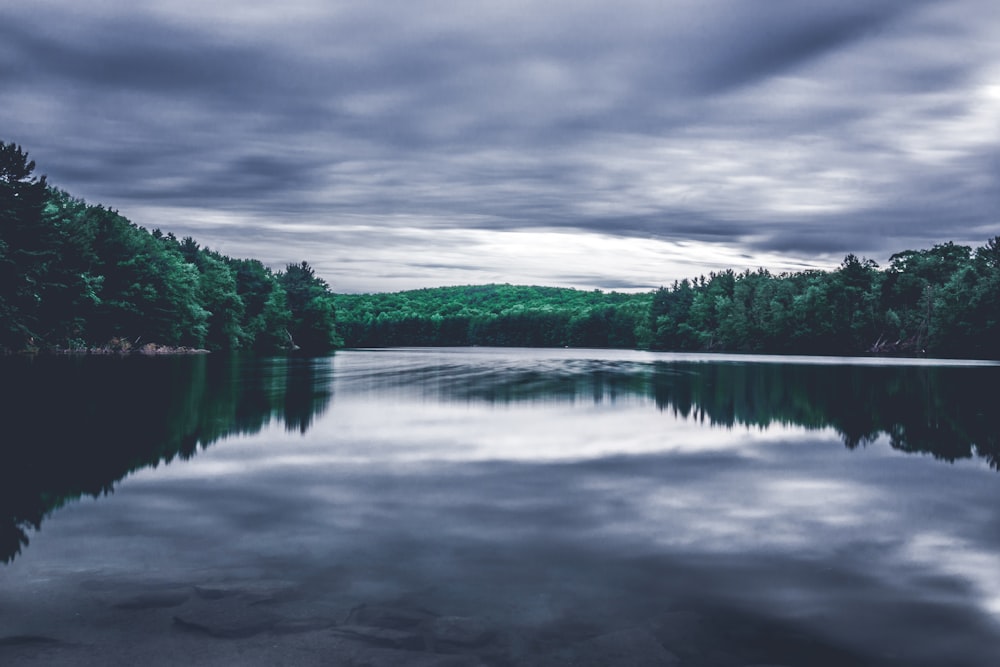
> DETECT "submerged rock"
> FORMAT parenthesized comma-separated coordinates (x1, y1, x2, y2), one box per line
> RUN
(173, 605, 278, 639)
(335, 602, 497, 661)
(172, 580, 331, 640)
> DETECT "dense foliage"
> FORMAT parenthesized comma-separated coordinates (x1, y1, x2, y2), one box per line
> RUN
(335, 285, 651, 348)
(0, 142, 340, 354)
(335, 242, 1000, 359)
(647, 245, 1000, 358)
(3, 140, 999, 358)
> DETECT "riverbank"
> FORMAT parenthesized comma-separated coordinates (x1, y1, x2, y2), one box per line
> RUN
(6, 339, 209, 356)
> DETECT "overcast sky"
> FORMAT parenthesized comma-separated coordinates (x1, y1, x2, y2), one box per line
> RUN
(3, 0, 998, 292)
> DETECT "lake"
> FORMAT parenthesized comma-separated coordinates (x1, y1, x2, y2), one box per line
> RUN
(1, 347, 999, 666)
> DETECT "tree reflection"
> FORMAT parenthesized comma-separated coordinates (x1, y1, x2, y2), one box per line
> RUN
(416, 358, 1000, 471)
(0, 354, 333, 563)
(3, 352, 996, 565)
(645, 362, 1000, 470)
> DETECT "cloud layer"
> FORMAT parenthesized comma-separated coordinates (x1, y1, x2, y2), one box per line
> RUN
(3, 0, 998, 291)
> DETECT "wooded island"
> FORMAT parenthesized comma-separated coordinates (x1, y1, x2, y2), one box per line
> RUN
(3, 141, 999, 358)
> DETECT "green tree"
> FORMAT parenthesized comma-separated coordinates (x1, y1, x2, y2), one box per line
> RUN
(35, 189, 103, 347)
(0, 142, 51, 349)
(170, 237, 245, 350)
(830, 254, 881, 352)
(87, 208, 207, 347)
(933, 238, 1000, 358)
(279, 261, 340, 353)
(879, 243, 972, 352)
(229, 258, 292, 351)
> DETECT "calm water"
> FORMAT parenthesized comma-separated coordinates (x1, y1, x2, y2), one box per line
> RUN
(1, 348, 999, 666)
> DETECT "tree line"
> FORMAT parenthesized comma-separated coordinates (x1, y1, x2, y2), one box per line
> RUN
(334, 241, 1000, 359)
(646, 243, 1000, 358)
(334, 284, 651, 348)
(0, 142, 340, 353)
(3, 140, 999, 358)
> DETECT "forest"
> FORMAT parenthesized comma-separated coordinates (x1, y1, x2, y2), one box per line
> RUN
(335, 284, 650, 348)
(3, 140, 999, 358)
(643, 241, 1000, 358)
(334, 242, 1000, 359)
(0, 142, 340, 354)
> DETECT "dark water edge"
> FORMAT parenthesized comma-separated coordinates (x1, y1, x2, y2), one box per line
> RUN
(1, 349, 999, 666)
(0, 353, 333, 564)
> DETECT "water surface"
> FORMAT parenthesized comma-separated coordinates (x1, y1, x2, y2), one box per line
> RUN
(1, 348, 998, 666)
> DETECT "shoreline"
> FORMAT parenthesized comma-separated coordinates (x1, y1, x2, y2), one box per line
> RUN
(7, 342, 210, 356)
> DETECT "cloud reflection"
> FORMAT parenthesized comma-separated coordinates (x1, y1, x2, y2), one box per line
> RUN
(36, 424, 1000, 665)
(3, 349, 1000, 665)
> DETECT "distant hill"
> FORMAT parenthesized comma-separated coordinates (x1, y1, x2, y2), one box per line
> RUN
(334, 284, 651, 348)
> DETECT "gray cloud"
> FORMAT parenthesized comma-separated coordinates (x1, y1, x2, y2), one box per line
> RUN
(2, 0, 998, 290)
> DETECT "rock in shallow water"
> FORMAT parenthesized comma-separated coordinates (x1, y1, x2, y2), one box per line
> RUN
(173, 606, 278, 639)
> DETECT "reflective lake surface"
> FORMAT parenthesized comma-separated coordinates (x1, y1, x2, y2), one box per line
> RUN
(1, 348, 999, 666)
